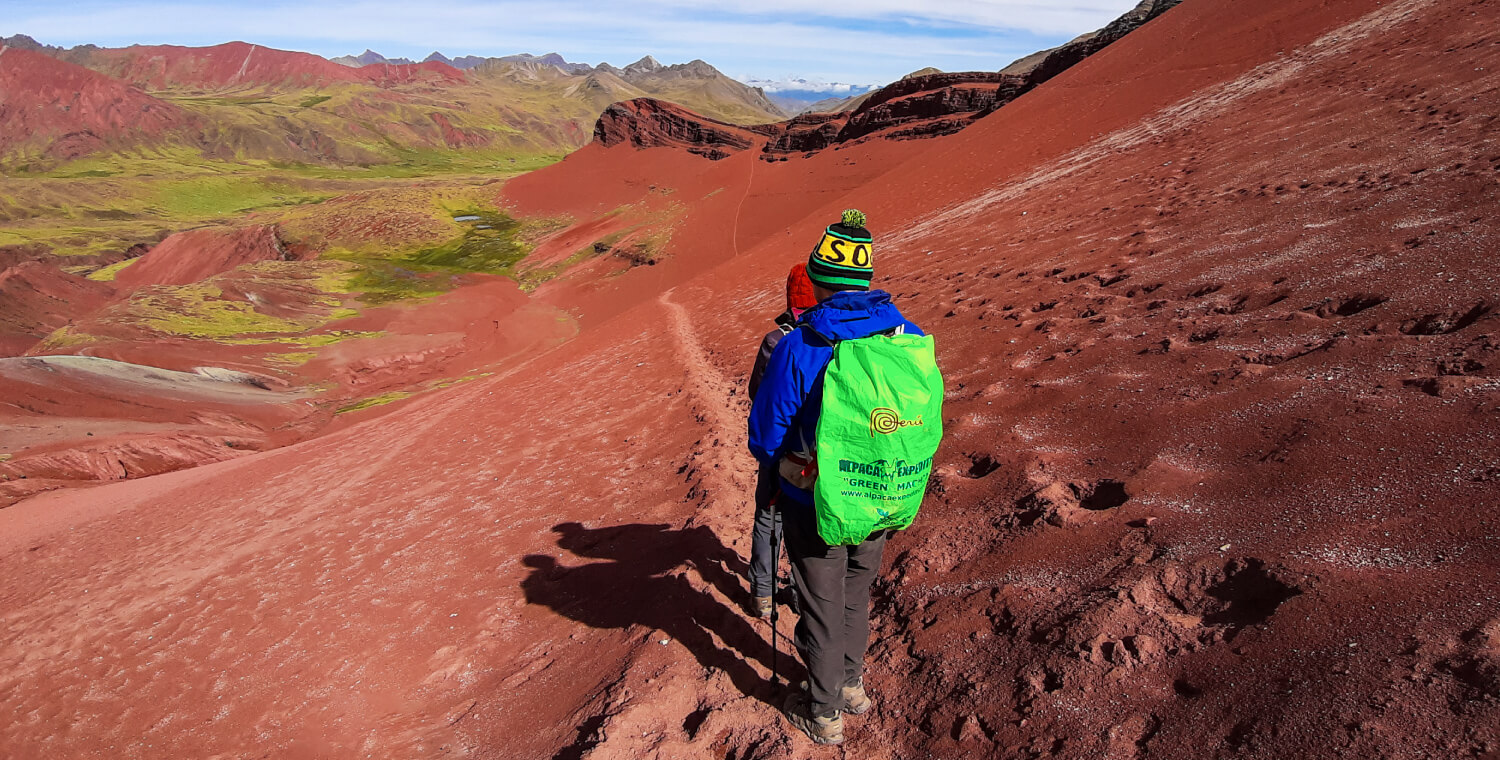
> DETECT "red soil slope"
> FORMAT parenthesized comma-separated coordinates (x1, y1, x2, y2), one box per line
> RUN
(0, 47, 189, 159)
(2, 0, 1498, 758)
(0, 355, 309, 504)
(112, 224, 289, 290)
(591, 0, 1183, 159)
(0, 261, 116, 356)
(76, 41, 466, 89)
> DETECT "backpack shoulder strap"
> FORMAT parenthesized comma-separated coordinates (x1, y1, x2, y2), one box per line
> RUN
(799, 323, 837, 347)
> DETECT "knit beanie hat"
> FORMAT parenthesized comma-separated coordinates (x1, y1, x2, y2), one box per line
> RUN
(786, 263, 818, 313)
(806, 209, 873, 292)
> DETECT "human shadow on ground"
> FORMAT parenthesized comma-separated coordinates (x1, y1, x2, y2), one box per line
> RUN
(520, 522, 799, 709)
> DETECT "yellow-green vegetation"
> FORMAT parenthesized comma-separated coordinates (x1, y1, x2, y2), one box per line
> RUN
(275, 183, 572, 302)
(335, 390, 415, 414)
(294, 331, 383, 347)
(0, 148, 559, 257)
(628, 228, 675, 265)
(31, 326, 103, 352)
(127, 282, 323, 339)
(86, 258, 139, 282)
(266, 351, 316, 366)
(517, 240, 611, 291)
(153, 175, 331, 217)
(335, 371, 493, 414)
(33, 260, 388, 354)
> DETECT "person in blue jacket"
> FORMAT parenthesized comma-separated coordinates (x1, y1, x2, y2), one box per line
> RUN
(748, 209, 923, 746)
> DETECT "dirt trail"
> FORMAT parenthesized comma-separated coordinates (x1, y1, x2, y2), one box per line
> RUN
(548, 291, 804, 758)
(4, 0, 1499, 756)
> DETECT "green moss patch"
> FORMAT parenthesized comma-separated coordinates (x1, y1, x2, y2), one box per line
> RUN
(266, 351, 316, 366)
(336, 390, 415, 414)
(128, 283, 319, 339)
(87, 258, 139, 282)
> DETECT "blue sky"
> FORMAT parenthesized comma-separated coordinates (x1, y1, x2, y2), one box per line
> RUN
(5, 1, 1144, 89)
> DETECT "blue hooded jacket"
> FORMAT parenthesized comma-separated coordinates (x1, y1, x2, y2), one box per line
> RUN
(747, 289, 924, 507)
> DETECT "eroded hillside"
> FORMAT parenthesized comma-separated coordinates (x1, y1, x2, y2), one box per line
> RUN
(1, 0, 1497, 758)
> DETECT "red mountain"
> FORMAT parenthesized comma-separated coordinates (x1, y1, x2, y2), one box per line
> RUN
(112, 225, 290, 291)
(0, 47, 190, 159)
(2, 0, 1497, 758)
(70, 41, 466, 89)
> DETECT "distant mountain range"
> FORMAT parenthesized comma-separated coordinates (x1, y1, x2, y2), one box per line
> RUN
(331, 49, 596, 74)
(331, 49, 709, 78)
(0, 35, 788, 169)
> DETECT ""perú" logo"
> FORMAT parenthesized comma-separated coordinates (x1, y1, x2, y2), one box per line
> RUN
(869, 407, 923, 437)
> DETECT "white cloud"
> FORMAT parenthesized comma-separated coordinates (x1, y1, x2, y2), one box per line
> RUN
(738, 77, 877, 95)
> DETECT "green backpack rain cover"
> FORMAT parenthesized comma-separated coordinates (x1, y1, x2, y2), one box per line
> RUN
(813, 332, 944, 545)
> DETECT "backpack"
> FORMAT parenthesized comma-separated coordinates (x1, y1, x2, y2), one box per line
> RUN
(812, 327, 944, 545)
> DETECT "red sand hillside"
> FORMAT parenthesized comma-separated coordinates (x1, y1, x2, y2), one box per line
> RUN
(74, 41, 466, 90)
(584, 0, 1183, 161)
(2, 0, 1499, 759)
(0, 261, 116, 355)
(111, 224, 290, 290)
(0, 46, 191, 159)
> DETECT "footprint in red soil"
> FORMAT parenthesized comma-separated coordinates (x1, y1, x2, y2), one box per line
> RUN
(1078, 479, 1129, 511)
(1242, 335, 1344, 367)
(1438, 620, 1500, 702)
(1036, 558, 1304, 676)
(1310, 292, 1388, 319)
(963, 453, 1002, 479)
(1015, 479, 1130, 526)
(1400, 301, 1494, 335)
(1196, 558, 1302, 630)
(1212, 286, 1290, 315)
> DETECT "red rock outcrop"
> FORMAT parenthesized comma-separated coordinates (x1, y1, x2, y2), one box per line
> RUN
(593, 98, 764, 159)
(596, 0, 1183, 158)
(112, 225, 290, 290)
(0, 432, 260, 483)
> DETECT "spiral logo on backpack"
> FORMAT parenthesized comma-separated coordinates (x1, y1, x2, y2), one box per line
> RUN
(869, 407, 922, 437)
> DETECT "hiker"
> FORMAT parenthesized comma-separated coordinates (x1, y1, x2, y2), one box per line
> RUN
(748, 210, 943, 745)
(744, 263, 819, 619)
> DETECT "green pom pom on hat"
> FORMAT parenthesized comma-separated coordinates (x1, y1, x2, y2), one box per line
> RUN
(841, 209, 866, 228)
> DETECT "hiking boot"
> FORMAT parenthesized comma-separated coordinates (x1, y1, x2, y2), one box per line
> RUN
(841, 680, 871, 715)
(779, 583, 800, 616)
(749, 596, 773, 618)
(782, 690, 843, 745)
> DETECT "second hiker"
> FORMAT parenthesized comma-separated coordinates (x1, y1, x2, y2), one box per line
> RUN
(744, 263, 818, 618)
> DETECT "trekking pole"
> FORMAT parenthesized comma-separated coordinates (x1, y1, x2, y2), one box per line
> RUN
(770, 502, 782, 686)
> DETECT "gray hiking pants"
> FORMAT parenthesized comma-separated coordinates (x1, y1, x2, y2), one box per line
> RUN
(749, 464, 784, 598)
(782, 504, 889, 718)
